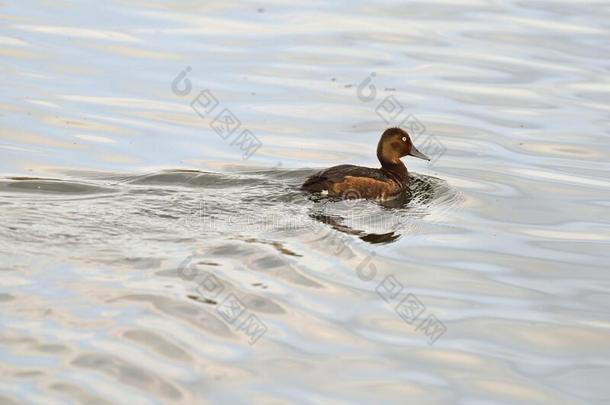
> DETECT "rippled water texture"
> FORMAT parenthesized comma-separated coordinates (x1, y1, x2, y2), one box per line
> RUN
(1, 0, 610, 403)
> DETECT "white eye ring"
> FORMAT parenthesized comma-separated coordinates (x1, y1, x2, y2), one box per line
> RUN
(401, 136, 407, 142)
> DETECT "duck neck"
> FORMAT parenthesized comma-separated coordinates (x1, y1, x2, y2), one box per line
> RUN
(380, 160, 408, 184)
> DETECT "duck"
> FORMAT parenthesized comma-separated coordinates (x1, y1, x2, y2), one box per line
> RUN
(301, 127, 430, 200)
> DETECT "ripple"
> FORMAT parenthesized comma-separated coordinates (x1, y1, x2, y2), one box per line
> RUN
(0, 177, 116, 195)
(2, 0, 610, 402)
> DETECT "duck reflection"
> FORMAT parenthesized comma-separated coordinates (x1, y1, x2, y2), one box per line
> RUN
(303, 175, 446, 245)
(307, 191, 415, 245)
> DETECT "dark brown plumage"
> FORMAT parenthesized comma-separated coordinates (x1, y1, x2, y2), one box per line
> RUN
(301, 127, 430, 200)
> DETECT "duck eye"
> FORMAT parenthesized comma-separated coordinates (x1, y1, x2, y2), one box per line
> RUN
(401, 136, 407, 142)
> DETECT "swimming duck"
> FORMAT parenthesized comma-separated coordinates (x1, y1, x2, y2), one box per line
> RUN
(301, 127, 430, 200)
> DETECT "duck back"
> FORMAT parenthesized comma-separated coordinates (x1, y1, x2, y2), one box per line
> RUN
(301, 164, 406, 199)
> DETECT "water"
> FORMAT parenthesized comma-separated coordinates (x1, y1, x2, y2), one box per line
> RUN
(1, 0, 610, 403)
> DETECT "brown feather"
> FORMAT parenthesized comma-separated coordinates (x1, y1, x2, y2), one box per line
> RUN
(301, 128, 419, 200)
(329, 176, 403, 200)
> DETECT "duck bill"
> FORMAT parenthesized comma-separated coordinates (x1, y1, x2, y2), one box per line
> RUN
(409, 145, 430, 161)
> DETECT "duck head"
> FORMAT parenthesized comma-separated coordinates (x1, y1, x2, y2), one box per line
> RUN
(376, 127, 430, 165)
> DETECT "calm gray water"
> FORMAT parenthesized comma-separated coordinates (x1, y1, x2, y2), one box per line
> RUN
(1, 0, 610, 404)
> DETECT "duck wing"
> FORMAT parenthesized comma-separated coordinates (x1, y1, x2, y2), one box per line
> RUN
(301, 164, 389, 192)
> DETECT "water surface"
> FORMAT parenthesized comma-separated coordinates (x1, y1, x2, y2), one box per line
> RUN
(1, 0, 610, 403)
